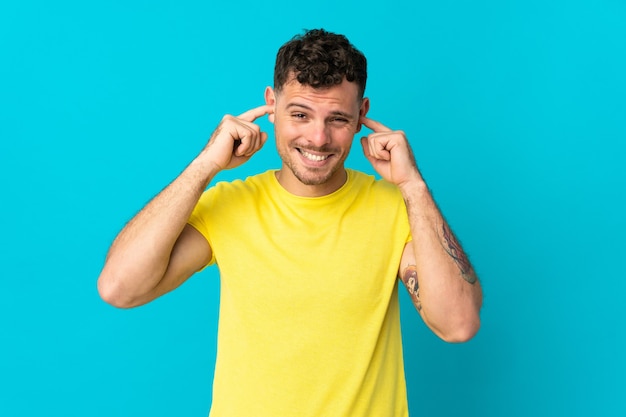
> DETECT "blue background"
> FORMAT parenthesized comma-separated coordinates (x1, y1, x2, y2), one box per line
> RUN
(1, 1, 625, 416)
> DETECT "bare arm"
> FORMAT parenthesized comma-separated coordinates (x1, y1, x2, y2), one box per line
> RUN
(97, 105, 273, 308)
(397, 182, 482, 342)
(361, 116, 482, 342)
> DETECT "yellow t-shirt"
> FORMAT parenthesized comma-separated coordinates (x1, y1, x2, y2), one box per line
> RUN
(189, 169, 411, 417)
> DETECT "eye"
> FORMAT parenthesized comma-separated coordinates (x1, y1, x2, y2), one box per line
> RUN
(291, 112, 307, 120)
(331, 117, 349, 124)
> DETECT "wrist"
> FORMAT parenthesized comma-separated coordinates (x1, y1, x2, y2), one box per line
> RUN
(397, 172, 428, 197)
(188, 153, 221, 187)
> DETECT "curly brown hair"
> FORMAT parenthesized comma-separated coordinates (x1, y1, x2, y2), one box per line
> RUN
(274, 29, 367, 99)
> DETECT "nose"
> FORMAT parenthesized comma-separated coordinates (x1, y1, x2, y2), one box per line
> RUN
(308, 120, 330, 147)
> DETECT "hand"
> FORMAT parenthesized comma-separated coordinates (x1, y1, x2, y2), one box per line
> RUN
(201, 104, 273, 171)
(360, 116, 422, 188)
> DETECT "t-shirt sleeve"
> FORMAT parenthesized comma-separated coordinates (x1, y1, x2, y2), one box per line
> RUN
(187, 189, 217, 266)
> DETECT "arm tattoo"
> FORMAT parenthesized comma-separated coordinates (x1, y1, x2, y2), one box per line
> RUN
(401, 265, 422, 311)
(441, 223, 478, 284)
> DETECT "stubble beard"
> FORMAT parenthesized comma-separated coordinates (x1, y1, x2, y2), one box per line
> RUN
(279, 144, 347, 186)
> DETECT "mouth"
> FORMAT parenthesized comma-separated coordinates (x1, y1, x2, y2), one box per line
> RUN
(297, 148, 331, 162)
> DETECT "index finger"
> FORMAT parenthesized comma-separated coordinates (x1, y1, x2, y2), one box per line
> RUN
(360, 116, 392, 133)
(238, 104, 274, 122)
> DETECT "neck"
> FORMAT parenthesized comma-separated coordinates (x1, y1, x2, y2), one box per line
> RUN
(275, 168, 348, 197)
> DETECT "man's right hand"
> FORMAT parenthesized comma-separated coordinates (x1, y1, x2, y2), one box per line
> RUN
(200, 104, 273, 171)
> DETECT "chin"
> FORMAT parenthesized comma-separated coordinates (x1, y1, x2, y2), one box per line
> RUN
(294, 165, 342, 186)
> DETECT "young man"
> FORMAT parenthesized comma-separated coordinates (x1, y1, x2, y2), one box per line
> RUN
(98, 29, 482, 416)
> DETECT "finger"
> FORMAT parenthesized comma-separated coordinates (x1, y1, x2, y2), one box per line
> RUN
(250, 132, 268, 156)
(360, 116, 391, 133)
(238, 104, 274, 123)
(370, 136, 391, 161)
(244, 131, 263, 157)
(240, 127, 267, 157)
(231, 123, 259, 156)
(360, 137, 374, 161)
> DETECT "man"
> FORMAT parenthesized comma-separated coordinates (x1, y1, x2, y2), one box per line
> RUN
(98, 29, 482, 416)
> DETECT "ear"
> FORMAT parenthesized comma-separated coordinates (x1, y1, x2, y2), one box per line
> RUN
(264, 86, 276, 123)
(356, 97, 370, 133)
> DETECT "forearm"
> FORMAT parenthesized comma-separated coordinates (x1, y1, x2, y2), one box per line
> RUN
(98, 155, 218, 306)
(400, 179, 482, 342)
(358, 116, 482, 341)
(98, 106, 271, 307)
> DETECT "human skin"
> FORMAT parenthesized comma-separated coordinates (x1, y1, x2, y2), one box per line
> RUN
(360, 116, 482, 342)
(97, 105, 273, 308)
(266, 78, 482, 341)
(98, 78, 482, 342)
(264, 77, 369, 197)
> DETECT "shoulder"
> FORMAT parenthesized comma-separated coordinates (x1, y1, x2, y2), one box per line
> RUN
(347, 169, 404, 200)
(205, 170, 275, 198)
(191, 171, 276, 230)
(346, 169, 411, 241)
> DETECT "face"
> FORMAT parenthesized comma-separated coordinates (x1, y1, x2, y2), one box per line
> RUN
(265, 78, 369, 197)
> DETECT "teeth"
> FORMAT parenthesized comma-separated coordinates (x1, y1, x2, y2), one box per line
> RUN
(300, 149, 329, 161)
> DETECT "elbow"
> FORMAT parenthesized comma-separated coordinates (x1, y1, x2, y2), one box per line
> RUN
(438, 289, 483, 343)
(97, 272, 139, 309)
(438, 315, 481, 343)
(425, 310, 481, 343)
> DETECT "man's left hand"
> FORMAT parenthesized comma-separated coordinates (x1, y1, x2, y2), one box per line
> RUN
(360, 116, 422, 188)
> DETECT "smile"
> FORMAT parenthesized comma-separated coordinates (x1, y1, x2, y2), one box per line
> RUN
(299, 149, 330, 162)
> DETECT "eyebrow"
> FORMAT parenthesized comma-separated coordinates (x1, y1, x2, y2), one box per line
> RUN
(286, 103, 355, 120)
